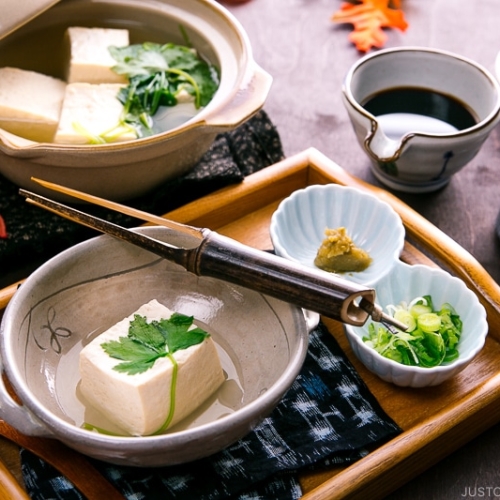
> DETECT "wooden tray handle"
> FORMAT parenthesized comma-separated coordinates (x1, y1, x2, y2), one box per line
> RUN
(308, 148, 500, 336)
(0, 420, 124, 500)
(0, 281, 21, 312)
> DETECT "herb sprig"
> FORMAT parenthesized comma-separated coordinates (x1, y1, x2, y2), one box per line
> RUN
(101, 312, 209, 375)
(109, 42, 220, 135)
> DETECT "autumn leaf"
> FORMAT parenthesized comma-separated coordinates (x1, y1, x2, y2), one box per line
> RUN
(0, 215, 6, 239)
(332, 0, 408, 52)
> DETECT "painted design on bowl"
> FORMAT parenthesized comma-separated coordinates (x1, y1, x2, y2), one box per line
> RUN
(36, 306, 72, 354)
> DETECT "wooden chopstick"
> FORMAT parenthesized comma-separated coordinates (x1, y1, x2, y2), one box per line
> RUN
(30, 177, 203, 239)
(20, 190, 188, 263)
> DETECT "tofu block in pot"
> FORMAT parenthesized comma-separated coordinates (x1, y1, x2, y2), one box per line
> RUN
(0, 67, 66, 142)
(53, 82, 136, 144)
(66, 27, 129, 84)
(79, 300, 225, 436)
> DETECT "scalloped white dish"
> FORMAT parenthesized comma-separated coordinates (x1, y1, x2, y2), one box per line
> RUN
(344, 262, 488, 387)
(269, 184, 405, 286)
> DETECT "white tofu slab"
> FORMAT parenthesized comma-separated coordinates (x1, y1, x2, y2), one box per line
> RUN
(53, 82, 136, 144)
(79, 300, 225, 436)
(66, 27, 129, 84)
(0, 67, 66, 142)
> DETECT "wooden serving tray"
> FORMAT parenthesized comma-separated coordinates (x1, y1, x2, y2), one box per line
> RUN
(1, 148, 500, 499)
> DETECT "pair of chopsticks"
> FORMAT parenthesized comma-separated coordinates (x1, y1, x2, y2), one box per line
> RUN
(19, 179, 406, 331)
(25, 178, 203, 240)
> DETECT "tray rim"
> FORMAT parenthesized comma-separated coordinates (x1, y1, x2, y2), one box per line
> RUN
(166, 147, 500, 343)
(1, 147, 500, 499)
(165, 147, 500, 499)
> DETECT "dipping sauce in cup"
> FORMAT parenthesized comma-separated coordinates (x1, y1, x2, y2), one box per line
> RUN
(342, 47, 500, 193)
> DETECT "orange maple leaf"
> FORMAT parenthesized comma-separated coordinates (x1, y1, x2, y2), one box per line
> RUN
(332, 0, 408, 52)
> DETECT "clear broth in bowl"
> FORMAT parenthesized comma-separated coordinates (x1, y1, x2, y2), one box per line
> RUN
(0, 6, 219, 139)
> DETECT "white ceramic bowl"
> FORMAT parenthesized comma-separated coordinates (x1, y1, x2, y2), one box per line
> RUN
(269, 184, 405, 286)
(0, 226, 315, 467)
(0, 0, 271, 201)
(343, 47, 500, 193)
(344, 262, 488, 388)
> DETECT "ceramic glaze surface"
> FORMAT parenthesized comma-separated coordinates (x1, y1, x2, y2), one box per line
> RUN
(343, 47, 500, 193)
(269, 184, 405, 286)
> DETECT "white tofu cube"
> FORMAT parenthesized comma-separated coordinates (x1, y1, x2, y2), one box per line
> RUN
(0, 67, 66, 142)
(53, 82, 136, 144)
(66, 27, 129, 84)
(79, 300, 225, 436)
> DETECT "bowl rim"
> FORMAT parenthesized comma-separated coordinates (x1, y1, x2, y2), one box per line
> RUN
(342, 45, 500, 139)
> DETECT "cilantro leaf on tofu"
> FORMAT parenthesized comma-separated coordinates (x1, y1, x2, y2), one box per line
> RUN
(100, 335, 161, 375)
(155, 313, 213, 353)
(128, 314, 166, 350)
(101, 312, 209, 375)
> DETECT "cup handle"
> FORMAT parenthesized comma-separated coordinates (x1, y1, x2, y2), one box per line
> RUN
(0, 362, 52, 437)
(205, 63, 273, 129)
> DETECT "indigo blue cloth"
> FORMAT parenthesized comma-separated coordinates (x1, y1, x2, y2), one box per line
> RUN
(21, 322, 401, 499)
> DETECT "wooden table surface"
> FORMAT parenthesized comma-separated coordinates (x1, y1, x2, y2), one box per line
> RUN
(223, 0, 500, 498)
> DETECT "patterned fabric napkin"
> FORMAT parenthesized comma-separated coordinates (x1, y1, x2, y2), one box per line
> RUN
(21, 322, 401, 500)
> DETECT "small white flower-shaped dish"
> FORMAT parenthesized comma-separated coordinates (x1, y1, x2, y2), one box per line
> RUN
(344, 263, 488, 388)
(269, 184, 405, 286)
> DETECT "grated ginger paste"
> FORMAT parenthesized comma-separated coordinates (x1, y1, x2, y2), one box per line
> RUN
(314, 227, 372, 273)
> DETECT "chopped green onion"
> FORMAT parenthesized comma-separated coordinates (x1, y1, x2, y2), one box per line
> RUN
(417, 312, 441, 333)
(363, 295, 462, 368)
(394, 309, 417, 331)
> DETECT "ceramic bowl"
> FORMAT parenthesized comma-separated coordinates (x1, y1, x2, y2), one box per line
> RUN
(0, 0, 271, 201)
(269, 184, 405, 286)
(0, 226, 315, 467)
(343, 263, 488, 388)
(343, 47, 500, 193)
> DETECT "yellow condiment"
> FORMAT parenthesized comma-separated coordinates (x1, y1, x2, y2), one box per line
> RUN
(314, 227, 372, 273)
